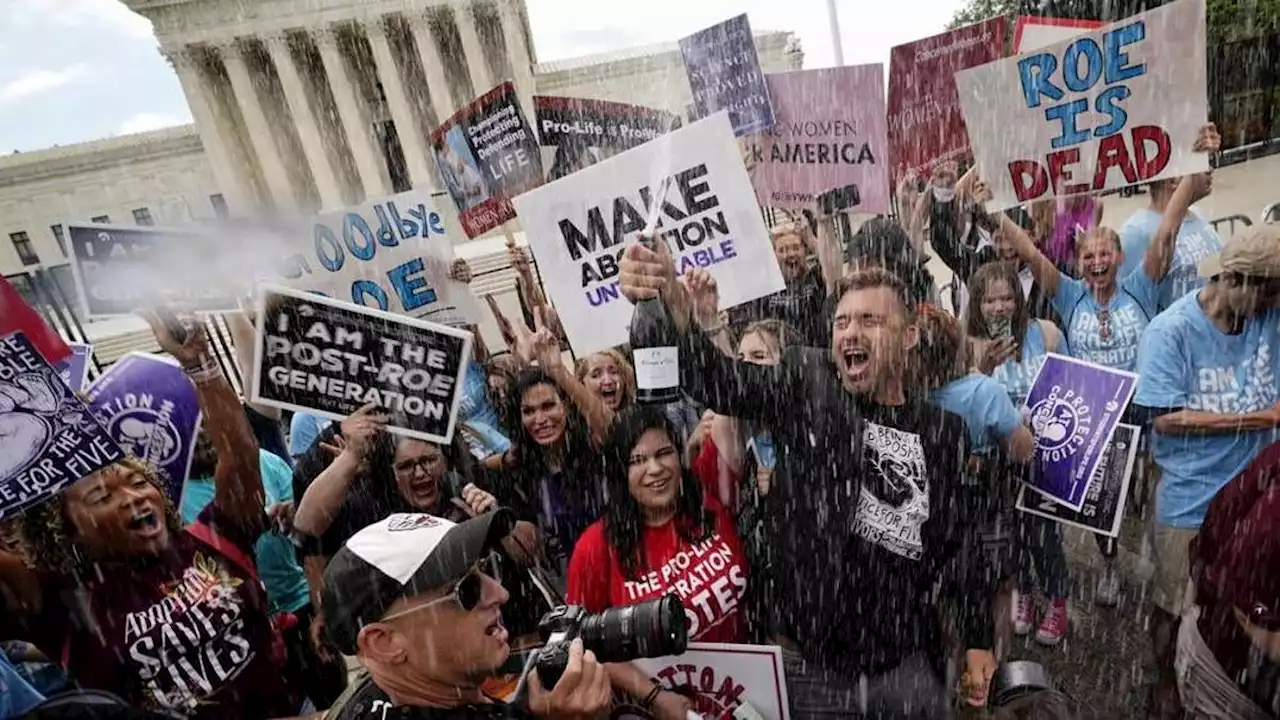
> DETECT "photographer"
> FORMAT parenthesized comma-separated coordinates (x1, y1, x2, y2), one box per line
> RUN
(321, 511, 611, 720)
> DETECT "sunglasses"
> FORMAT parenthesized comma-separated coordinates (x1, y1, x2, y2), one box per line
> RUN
(1244, 602, 1280, 633)
(1097, 308, 1112, 342)
(380, 552, 503, 622)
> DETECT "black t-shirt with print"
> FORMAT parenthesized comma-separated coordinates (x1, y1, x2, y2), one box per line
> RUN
(729, 264, 828, 347)
(331, 675, 531, 720)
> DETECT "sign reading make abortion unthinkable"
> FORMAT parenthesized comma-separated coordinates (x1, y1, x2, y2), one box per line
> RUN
(431, 81, 543, 239)
(744, 64, 891, 212)
(272, 191, 480, 327)
(252, 286, 472, 444)
(1023, 353, 1137, 512)
(0, 332, 124, 520)
(511, 112, 783, 356)
(1018, 422, 1140, 537)
(65, 223, 244, 318)
(887, 17, 1007, 183)
(85, 352, 203, 502)
(955, 0, 1207, 211)
(680, 14, 776, 137)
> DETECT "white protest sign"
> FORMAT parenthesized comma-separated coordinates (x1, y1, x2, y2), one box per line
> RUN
(631, 643, 790, 720)
(511, 112, 783, 355)
(956, 0, 1207, 211)
(271, 191, 481, 327)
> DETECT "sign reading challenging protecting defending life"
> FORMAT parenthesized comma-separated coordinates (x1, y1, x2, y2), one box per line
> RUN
(744, 64, 890, 212)
(511, 112, 784, 356)
(85, 352, 203, 503)
(0, 332, 124, 520)
(955, 0, 1207, 211)
(1023, 354, 1137, 512)
(431, 82, 543, 239)
(252, 286, 472, 444)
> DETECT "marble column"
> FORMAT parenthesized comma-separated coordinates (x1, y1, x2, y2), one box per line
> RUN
(365, 17, 437, 190)
(263, 32, 343, 209)
(160, 45, 255, 212)
(313, 26, 392, 199)
(453, 1, 493, 96)
(407, 10, 457, 124)
(217, 39, 297, 210)
(497, 1, 536, 124)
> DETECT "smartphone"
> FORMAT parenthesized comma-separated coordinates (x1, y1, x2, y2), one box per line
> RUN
(988, 315, 1013, 340)
(153, 305, 189, 344)
(819, 183, 861, 216)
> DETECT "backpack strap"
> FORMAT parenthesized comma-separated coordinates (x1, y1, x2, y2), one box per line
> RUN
(185, 521, 259, 583)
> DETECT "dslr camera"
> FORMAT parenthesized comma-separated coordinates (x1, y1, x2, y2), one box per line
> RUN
(534, 594, 689, 687)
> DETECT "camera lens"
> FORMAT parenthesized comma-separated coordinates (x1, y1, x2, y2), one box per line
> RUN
(577, 594, 688, 663)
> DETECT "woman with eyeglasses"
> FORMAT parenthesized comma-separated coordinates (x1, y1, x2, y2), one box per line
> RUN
(566, 406, 746, 720)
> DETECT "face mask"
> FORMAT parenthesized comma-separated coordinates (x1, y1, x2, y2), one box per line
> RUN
(933, 185, 957, 203)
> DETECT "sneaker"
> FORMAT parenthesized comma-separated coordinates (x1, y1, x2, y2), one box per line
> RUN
(1036, 598, 1068, 645)
(1013, 591, 1035, 636)
(1096, 562, 1121, 608)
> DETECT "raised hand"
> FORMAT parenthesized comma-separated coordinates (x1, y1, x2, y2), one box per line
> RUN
(338, 402, 389, 459)
(1192, 122, 1221, 154)
(449, 258, 473, 284)
(138, 308, 209, 367)
(682, 269, 721, 330)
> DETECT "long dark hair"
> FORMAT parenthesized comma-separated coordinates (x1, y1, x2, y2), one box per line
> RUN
(500, 367, 597, 489)
(966, 261, 1031, 354)
(602, 407, 714, 581)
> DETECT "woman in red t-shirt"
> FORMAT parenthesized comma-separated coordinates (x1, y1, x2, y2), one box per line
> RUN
(568, 406, 748, 720)
(0, 315, 301, 718)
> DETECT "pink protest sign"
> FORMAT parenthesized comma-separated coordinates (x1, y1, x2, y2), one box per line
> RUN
(743, 64, 890, 213)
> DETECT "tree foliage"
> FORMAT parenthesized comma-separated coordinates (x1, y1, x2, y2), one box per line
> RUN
(946, 0, 1280, 41)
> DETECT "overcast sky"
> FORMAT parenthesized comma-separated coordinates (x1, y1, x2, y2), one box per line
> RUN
(0, 0, 965, 154)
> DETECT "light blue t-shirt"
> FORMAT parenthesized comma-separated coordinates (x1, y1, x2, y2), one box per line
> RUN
(180, 450, 311, 614)
(1135, 293, 1280, 528)
(1119, 208, 1222, 310)
(457, 360, 511, 458)
(1052, 268, 1160, 372)
(289, 412, 331, 458)
(991, 321, 1054, 408)
(0, 654, 44, 717)
(932, 372, 1024, 454)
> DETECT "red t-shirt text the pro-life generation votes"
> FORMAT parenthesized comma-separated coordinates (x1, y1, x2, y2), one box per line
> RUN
(566, 504, 747, 643)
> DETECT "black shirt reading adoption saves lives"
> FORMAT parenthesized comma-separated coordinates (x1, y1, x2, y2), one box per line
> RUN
(669, 329, 991, 678)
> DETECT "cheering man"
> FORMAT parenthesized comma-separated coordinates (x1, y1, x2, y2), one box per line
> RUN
(619, 239, 996, 718)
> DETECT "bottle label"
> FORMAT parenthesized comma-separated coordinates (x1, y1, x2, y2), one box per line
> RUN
(633, 347, 679, 390)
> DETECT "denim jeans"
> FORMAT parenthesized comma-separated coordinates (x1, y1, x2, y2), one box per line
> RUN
(1016, 513, 1070, 599)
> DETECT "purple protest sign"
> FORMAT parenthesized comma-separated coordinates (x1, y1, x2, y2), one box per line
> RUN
(85, 352, 202, 502)
(54, 343, 92, 392)
(1024, 353, 1137, 511)
(679, 14, 775, 137)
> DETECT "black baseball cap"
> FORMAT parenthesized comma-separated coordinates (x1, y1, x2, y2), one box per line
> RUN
(321, 509, 515, 655)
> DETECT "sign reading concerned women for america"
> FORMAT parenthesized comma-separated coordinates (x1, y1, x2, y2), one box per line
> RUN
(955, 0, 1207, 211)
(252, 286, 471, 444)
(511, 112, 782, 355)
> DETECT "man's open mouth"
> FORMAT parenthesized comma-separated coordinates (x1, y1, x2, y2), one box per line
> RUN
(127, 508, 163, 539)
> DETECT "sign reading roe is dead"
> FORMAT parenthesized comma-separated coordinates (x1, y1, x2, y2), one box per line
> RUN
(955, 0, 1207, 210)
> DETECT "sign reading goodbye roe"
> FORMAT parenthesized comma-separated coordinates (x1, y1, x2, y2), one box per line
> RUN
(955, 0, 1207, 210)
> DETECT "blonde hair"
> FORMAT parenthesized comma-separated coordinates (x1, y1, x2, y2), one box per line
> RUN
(575, 348, 636, 409)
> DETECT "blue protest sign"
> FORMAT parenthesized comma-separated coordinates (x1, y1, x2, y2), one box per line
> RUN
(65, 223, 244, 318)
(85, 353, 203, 502)
(0, 332, 124, 520)
(53, 343, 92, 392)
(1023, 353, 1137, 511)
(679, 14, 776, 137)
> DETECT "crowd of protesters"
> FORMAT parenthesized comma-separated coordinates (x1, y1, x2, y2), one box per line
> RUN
(1, 107, 1278, 720)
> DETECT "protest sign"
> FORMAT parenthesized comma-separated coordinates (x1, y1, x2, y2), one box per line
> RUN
(54, 343, 93, 392)
(86, 352, 203, 502)
(252, 285, 472, 444)
(955, 0, 1208, 211)
(1023, 353, 1137, 511)
(65, 223, 245, 318)
(1018, 423, 1139, 537)
(431, 82, 543, 238)
(535, 96, 678, 182)
(887, 18, 1006, 183)
(631, 643, 790, 720)
(680, 14, 776, 137)
(271, 191, 480, 327)
(744, 65, 890, 212)
(1, 275, 71, 364)
(0, 332, 124, 520)
(1015, 16, 1105, 53)
(511, 112, 783, 355)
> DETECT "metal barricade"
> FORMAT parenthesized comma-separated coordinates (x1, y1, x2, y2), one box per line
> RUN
(1262, 202, 1280, 224)
(1209, 214, 1253, 237)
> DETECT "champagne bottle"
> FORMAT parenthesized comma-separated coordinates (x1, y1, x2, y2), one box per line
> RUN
(629, 235, 681, 405)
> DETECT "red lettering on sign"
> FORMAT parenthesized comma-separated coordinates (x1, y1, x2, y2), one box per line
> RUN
(1006, 125, 1174, 203)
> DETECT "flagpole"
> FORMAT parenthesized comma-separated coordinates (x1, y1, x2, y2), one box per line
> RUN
(827, 0, 844, 66)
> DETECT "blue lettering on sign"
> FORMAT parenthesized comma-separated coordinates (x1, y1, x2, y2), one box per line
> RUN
(387, 258, 438, 311)
(373, 205, 399, 247)
(1016, 20, 1149, 149)
(315, 225, 344, 272)
(344, 213, 377, 261)
(351, 280, 389, 310)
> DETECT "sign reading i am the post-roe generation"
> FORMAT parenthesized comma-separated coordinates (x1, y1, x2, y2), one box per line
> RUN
(252, 286, 472, 444)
